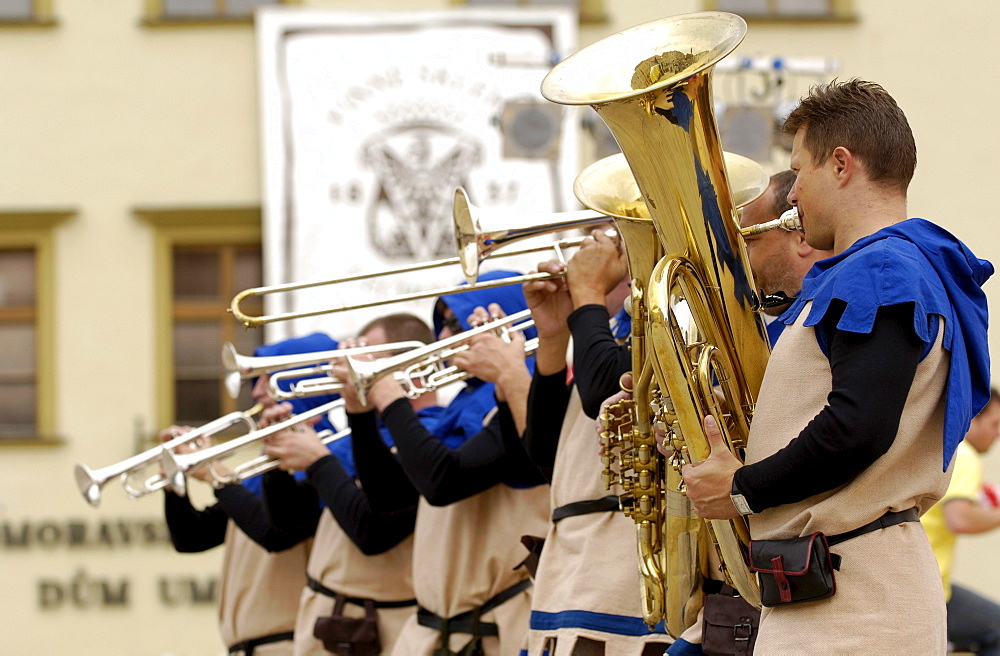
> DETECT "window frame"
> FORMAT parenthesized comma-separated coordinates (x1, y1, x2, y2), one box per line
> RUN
(0, 209, 74, 445)
(140, 0, 300, 27)
(134, 206, 262, 430)
(0, 0, 56, 27)
(448, 0, 608, 25)
(703, 0, 857, 23)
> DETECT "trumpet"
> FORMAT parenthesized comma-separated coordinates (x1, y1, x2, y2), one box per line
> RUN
(211, 426, 351, 484)
(222, 340, 428, 400)
(345, 310, 536, 405)
(161, 398, 343, 497)
(74, 404, 262, 508)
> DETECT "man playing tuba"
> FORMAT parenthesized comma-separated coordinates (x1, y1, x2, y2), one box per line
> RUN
(683, 79, 993, 654)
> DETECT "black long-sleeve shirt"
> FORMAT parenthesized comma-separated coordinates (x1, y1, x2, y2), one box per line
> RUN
(568, 305, 632, 419)
(256, 433, 417, 556)
(519, 303, 628, 481)
(163, 484, 307, 553)
(352, 398, 546, 511)
(734, 302, 923, 512)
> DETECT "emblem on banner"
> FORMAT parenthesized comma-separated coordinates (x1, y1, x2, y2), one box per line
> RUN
(361, 122, 482, 261)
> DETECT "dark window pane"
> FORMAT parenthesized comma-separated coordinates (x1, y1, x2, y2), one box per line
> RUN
(776, 0, 831, 15)
(0, 324, 35, 376)
(225, 0, 276, 18)
(716, 0, 770, 14)
(0, 249, 36, 307)
(173, 249, 219, 300)
(234, 247, 262, 292)
(0, 0, 33, 20)
(175, 379, 220, 426)
(0, 382, 36, 436)
(174, 322, 222, 371)
(162, 0, 215, 18)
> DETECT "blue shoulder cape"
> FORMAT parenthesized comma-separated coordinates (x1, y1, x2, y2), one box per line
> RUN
(432, 269, 537, 449)
(243, 332, 352, 495)
(779, 218, 993, 470)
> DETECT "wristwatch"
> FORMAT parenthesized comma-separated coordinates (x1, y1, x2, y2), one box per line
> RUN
(730, 480, 754, 516)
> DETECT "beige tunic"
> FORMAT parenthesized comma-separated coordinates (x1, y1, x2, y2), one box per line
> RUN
(294, 511, 416, 656)
(391, 483, 551, 656)
(218, 521, 312, 656)
(528, 391, 672, 656)
(745, 305, 951, 654)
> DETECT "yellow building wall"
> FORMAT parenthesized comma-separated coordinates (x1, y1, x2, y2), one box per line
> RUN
(0, 1, 997, 654)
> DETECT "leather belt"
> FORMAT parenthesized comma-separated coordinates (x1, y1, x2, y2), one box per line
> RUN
(551, 495, 620, 523)
(307, 576, 417, 609)
(228, 631, 294, 655)
(416, 578, 532, 637)
(827, 508, 919, 547)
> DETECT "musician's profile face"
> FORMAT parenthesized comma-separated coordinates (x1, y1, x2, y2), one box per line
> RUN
(788, 128, 833, 251)
(741, 188, 801, 316)
(438, 308, 462, 340)
(251, 374, 277, 408)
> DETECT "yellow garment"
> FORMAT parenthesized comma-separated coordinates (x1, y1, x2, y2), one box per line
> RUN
(920, 439, 982, 600)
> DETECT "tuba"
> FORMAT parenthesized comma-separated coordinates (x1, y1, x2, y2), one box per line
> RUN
(542, 11, 767, 634)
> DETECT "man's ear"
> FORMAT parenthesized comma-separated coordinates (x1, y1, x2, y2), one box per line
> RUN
(794, 229, 814, 257)
(830, 146, 855, 187)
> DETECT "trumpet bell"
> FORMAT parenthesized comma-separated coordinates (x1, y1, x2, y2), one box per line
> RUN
(74, 463, 103, 508)
(221, 342, 244, 400)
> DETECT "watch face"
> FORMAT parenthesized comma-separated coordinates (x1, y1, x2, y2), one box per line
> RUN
(731, 494, 752, 516)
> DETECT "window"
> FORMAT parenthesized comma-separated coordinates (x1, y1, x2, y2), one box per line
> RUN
(0, 210, 73, 443)
(0, 0, 55, 26)
(706, 0, 855, 22)
(451, 0, 607, 25)
(135, 207, 263, 430)
(142, 0, 295, 25)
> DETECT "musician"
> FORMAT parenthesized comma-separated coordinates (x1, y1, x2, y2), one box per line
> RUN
(921, 387, 1000, 655)
(490, 226, 674, 656)
(335, 270, 550, 656)
(739, 169, 833, 335)
(256, 314, 440, 656)
(162, 332, 339, 656)
(682, 79, 993, 653)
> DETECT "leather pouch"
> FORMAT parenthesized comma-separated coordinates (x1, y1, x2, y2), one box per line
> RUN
(313, 597, 382, 656)
(701, 589, 760, 656)
(749, 532, 838, 607)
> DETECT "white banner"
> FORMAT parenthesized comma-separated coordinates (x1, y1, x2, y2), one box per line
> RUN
(256, 8, 578, 342)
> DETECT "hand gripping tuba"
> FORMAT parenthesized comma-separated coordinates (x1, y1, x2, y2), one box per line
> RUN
(543, 11, 766, 633)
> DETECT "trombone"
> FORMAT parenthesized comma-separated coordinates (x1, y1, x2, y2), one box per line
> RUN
(228, 240, 580, 328)
(73, 404, 263, 508)
(222, 339, 428, 400)
(345, 309, 537, 405)
(229, 151, 773, 329)
(161, 398, 343, 497)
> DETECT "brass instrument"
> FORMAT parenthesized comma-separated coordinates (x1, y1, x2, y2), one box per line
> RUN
(206, 426, 350, 484)
(221, 340, 427, 400)
(161, 398, 343, 497)
(229, 239, 586, 328)
(543, 10, 767, 634)
(345, 310, 537, 406)
(74, 404, 262, 507)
